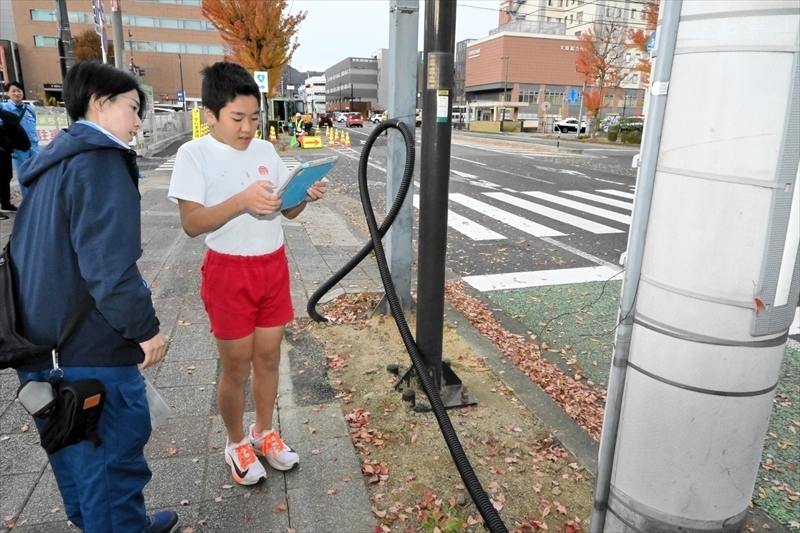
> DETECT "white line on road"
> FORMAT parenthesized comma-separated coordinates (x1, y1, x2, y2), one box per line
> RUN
(523, 191, 632, 225)
(485, 192, 623, 234)
(413, 195, 505, 241)
(449, 193, 565, 237)
(563, 190, 633, 210)
(451, 156, 487, 166)
(463, 265, 623, 291)
(597, 189, 636, 200)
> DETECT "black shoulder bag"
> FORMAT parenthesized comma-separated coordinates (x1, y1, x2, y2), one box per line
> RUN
(2, 240, 106, 454)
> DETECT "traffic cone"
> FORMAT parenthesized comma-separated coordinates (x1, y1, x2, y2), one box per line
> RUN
(269, 125, 277, 143)
(335, 129, 341, 145)
(344, 132, 351, 148)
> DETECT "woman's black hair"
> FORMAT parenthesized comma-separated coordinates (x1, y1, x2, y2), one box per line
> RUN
(201, 62, 260, 118)
(63, 61, 147, 122)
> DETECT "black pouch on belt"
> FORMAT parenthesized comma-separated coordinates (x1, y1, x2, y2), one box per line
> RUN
(39, 378, 106, 454)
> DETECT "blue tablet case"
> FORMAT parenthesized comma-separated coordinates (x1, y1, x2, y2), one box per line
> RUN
(277, 155, 338, 209)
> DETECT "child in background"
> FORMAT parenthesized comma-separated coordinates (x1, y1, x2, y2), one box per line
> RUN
(168, 61, 326, 485)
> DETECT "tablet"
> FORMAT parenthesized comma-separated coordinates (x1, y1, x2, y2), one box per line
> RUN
(276, 155, 338, 209)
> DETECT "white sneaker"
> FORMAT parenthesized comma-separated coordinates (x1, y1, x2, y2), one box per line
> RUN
(225, 436, 267, 485)
(250, 425, 299, 471)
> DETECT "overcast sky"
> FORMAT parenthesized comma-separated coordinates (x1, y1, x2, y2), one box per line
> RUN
(285, 0, 502, 73)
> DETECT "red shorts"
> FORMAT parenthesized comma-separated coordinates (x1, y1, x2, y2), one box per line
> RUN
(200, 247, 294, 340)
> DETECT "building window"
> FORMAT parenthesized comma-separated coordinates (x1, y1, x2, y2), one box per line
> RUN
(134, 0, 202, 5)
(617, 8, 622, 17)
(544, 91, 564, 106)
(34, 35, 58, 47)
(625, 52, 631, 62)
(518, 89, 538, 103)
(631, 9, 637, 19)
(577, 12, 583, 22)
(570, 14, 574, 23)
(548, 0, 552, 5)
(632, 73, 639, 84)
(635, 53, 642, 63)
(129, 40, 224, 55)
(558, 0, 563, 6)
(547, 17, 552, 22)
(30, 9, 55, 21)
(575, 31, 582, 36)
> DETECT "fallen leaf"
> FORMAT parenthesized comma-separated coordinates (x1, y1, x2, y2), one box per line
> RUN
(274, 503, 287, 513)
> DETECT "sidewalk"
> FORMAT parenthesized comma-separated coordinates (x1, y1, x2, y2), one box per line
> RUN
(0, 168, 386, 532)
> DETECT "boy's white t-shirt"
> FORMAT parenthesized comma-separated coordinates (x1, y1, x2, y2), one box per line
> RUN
(168, 135, 291, 256)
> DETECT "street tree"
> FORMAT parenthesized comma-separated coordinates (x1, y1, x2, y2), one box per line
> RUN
(201, 0, 306, 96)
(575, 17, 632, 134)
(73, 29, 115, 63)
(628, 0, 659, 88)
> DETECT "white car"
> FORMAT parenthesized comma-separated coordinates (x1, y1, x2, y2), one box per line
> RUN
(553, 118, 586, 133)
(335, 112, 349, 123)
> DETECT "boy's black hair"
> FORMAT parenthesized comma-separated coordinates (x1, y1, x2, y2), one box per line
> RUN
(63, 61, 147, 122)
(5, 81, 23, 92)
(201, 61, 260, 118)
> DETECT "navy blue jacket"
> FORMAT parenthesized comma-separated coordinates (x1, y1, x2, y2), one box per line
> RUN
(10, 123, 159, 370)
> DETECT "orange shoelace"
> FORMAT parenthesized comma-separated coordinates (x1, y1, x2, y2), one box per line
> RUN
(263, 431, 286, 453)
(233, 442, 257, 468)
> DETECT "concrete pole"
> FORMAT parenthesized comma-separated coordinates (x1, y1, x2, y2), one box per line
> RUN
(111, 0, 125, 69)
(380, 0, 419, 311)
(592, 1, 800, 531)
(54, 0, 75, 80)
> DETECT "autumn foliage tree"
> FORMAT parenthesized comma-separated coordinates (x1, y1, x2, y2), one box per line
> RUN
(575, 18, 630, 134)
(628, 0, 659, 88)
(73, 29, 115, 63)
(201, 0, 306, 96)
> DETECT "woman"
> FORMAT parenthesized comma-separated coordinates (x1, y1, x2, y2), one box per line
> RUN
(10, 61, 178, 533)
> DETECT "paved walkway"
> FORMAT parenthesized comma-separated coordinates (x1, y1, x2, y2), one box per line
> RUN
(0, 168, 385, 532)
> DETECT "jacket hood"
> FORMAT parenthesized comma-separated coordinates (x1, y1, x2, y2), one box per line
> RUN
(18, 123, 132, 187)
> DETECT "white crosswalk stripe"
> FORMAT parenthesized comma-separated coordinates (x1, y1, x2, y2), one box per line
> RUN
(484, 192, 623, 234)
(597, 189, 635, 200)
(452, 140, 593, 158)
(413, 195, 505, 241)
(449, 193, 566, 238)
(563, 190, 633, 210)
(522, 191, 632, 225)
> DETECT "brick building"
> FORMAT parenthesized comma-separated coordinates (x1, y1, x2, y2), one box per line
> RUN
(0, 0, 225, 106)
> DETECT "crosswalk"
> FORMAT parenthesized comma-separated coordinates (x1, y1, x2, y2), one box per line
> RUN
(415, 186, 635, 241)
(452, 139, 594, 159)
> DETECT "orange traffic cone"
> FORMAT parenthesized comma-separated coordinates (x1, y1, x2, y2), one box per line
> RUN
(344, 132, 351, 148)
(328, 129, 335, 147)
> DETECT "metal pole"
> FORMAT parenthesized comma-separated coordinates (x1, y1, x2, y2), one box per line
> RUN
(378, 0, 419, 313)
(576, 81, 585, 138)
(178, 53, 186, 112)
(501, 55, 509, 132)
(590, 1, 682, 530)
(416, 0, 456, 389)
(110, 0, 125, 69)
(54, 0, 75, 80)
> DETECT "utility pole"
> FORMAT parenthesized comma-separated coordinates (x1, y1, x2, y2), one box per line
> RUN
(576, 81, 585, 138)
(110, 0, 125, 69)
(376, 0, 419, 314)
(591, 1, 800, 531)
(416, 0, 456, 392)
(500, 55, 509, 132)
(127, 30, 135, 74)
(178, 53, 186, 111)
(54, 0, 75, 81)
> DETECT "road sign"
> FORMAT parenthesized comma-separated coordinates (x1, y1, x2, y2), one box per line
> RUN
(176, 91, 184, 103)
(253, 71, 269, 93)
(542, 101, 551, 112)
(568, 88, 580, 104)
(646, 32, 656, 52)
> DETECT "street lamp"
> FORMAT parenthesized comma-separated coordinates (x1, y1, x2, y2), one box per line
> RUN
(501, 55, 510, 131)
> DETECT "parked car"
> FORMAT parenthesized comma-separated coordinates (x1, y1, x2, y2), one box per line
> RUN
(335, 112, 348, 123)
(601, 115, 619, 132)
(317, 112, 334, 128)
(553, 118, 586, 133)
(618, 116, 645, 131)
(346, 112, 363, 128)
(369, 113, 383, 124)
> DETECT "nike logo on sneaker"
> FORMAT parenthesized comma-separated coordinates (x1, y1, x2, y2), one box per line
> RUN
(230, 459, 249, 480)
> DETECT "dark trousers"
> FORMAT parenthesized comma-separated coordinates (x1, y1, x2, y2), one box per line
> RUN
(0, 149, 11, 207)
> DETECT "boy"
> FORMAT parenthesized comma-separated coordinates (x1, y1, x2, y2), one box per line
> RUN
(2, 81, 41, 203)
(168, 62, 326, 485)
(12, 61, 177, 533)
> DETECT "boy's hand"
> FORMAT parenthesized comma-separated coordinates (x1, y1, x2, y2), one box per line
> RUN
(305, 180, 327, 203)
(242, 180, 282, 215)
